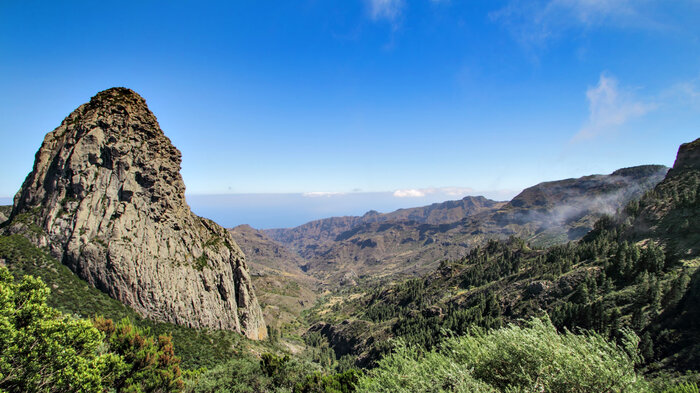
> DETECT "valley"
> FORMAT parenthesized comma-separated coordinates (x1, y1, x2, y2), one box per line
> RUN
(0, 88, 697, 392)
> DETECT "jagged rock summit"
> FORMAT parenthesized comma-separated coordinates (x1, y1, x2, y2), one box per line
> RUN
(629, 137, 700, 256)
(5, 87, 266, 339)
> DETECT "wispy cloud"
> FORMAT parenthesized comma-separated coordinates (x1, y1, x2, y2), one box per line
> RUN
(662, 76, 700, 109)
(393, 187, 475, 198)
(491, 0, 665, 47)
(367, 0, 404, 24)
(572, 73, 656, 141)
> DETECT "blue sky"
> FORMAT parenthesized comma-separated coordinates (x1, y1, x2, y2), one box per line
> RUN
(1, 1, 699, 228)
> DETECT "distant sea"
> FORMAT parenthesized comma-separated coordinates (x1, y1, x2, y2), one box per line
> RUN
(187, 190, 516, 230)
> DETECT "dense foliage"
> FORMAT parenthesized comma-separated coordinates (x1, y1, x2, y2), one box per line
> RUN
(93, 317, 184, 392)
(0, 267, 184, 392)
(0, 268, 117, 392)
(185, 351, 359, 393)
(357, 318, 650, 393)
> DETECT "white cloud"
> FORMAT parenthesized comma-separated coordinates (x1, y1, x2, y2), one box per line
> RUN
(367, 0, 404, 23)
(393, 187, 475, 198)
(302, 191, 346, 198)
(573, 73, 656, 141)
(393, 189, 428, 197)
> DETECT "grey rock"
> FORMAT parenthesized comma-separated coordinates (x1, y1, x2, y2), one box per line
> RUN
(526, 280, 551, 296)
(5, 88, 266, 339)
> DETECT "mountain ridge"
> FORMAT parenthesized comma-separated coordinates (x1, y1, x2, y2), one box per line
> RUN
(263, 165, 668, 285)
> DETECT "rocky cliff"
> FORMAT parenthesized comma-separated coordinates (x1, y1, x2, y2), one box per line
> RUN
(629, 139, 700, 257)
(0, 206, 9, 224)
(4, 88, 266, 339)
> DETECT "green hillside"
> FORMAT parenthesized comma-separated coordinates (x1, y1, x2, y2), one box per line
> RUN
(304, 139, 700, 377)
(0, 233, 277, 370)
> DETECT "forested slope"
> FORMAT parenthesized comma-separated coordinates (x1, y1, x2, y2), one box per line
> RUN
(306, 139, 700, 374)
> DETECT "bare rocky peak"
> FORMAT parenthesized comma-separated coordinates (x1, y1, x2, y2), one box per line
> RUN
(668, 138, 700, 177)
(629, 138, 700, 255)
(5, 87, 266, 339)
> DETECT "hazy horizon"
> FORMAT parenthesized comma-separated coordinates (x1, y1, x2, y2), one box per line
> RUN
(1, 187, 519, 229)
(185, 188, 519, 229)
(0, 160, 671, 229)
(1, 1, 697, 228)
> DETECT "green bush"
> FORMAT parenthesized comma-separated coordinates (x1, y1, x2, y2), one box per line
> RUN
(663, 383, 700, 393)
(186, 356, 271, 393)
(186, 352, 323, 393)
(0, 267, 122, 393)
(93, 317, 184, 392)
(356, 344, 495, 393)
(357, 317, 651, 393)
(294, 369, 360, 393)
(0, 267, 185, 392)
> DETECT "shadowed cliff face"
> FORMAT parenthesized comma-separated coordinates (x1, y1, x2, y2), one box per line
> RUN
(629, 138, 700, 257)
(5, 87, 266, 339)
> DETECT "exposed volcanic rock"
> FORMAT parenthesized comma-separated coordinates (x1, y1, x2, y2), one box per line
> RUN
(4, 88, 266, 339)
(667, 138, 700, 177)
(629, 139, 700, 256)
(0, 206, 9, 224)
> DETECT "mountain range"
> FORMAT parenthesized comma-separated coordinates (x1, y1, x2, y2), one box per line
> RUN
(262, 165, 668, 286)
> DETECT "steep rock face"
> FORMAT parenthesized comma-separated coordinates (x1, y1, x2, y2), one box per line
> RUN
(5, 88, 266, 339)
(0, 206, 9, 224)
(667, 138, 700, 177)
(631, 139, 700, 256)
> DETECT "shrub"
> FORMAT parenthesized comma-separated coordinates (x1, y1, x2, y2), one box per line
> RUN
(663, 383, 700, 393)
(357, 317, 651, 393)
(94, 316, 185, 392)
(185, 356, 271, 393)
(0, 267, 122, 393)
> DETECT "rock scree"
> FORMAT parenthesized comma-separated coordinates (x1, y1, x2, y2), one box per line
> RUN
(5, 87, 267, 339)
